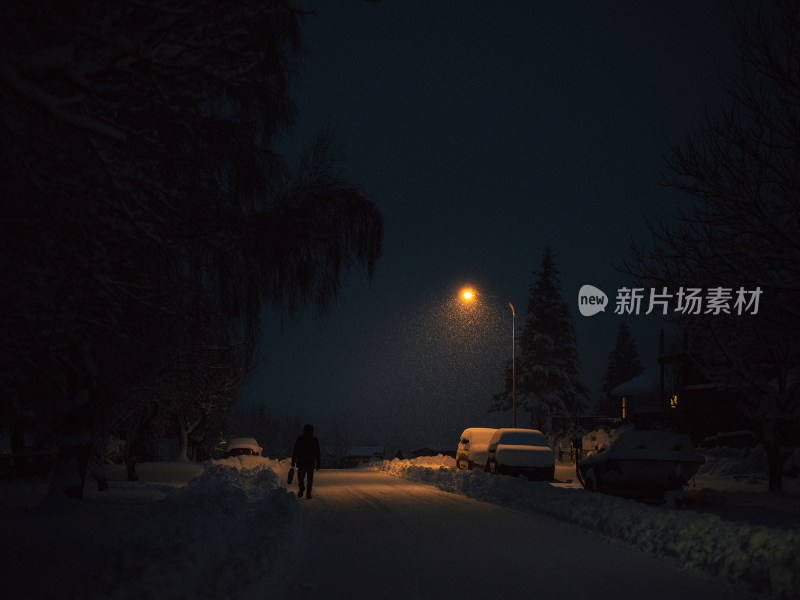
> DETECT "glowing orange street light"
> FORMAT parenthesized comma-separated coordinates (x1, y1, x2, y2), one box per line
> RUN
(459, 287, 517, 428)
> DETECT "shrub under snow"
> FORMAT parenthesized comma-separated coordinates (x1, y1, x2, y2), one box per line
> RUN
(77, 457, 297, 599)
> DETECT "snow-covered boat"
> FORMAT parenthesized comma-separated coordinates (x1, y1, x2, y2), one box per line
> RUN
(576, 429, 704, 500)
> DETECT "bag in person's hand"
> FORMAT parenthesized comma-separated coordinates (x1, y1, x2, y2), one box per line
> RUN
(287, 466, 295, 485)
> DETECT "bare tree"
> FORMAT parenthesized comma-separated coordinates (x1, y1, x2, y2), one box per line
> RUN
(621, 0, 800, 491)
(167, 347, 249, 462)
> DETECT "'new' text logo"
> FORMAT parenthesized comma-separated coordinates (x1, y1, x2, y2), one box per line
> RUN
(578, 285, 608, 317)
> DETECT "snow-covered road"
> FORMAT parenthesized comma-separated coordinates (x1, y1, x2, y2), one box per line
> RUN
(4, 452, 793, 598)
(277, 469, 750, 600)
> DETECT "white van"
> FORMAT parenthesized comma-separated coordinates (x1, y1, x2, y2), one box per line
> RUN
(455, 428, 497, 470)
(486, 428, 555, 480)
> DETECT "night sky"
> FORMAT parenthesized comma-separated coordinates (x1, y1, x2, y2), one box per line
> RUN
(246, 1, 741, 450)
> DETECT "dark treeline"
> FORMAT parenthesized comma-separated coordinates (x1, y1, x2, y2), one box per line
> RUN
(0, 1, 382, 495)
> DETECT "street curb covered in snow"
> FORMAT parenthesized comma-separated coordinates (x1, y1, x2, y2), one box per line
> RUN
(373, 456, 800, 600)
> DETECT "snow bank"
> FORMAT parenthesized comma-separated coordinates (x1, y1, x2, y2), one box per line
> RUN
(372, 455, 800, 599)
(698, 444, 770, 478)
(76, 457, 297, 599)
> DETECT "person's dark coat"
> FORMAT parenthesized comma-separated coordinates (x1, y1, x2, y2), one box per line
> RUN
(292, 424, 321, 469)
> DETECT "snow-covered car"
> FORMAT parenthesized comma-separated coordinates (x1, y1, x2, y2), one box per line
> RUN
(455, 427, 497, 470)
(485, 428, 554, 480)
(576, 429, 704, 501)
(224, 437, 263, 458)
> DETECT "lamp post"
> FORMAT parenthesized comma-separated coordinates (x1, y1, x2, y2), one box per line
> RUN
(460, 288, 517, 428)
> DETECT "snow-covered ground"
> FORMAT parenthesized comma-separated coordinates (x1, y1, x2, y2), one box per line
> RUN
(2, 457, 298, 599)
(1, 447, 798, 599)
(373, 449, 800, 599)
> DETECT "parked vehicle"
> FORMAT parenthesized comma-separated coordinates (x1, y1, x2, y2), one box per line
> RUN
(224, 437, 263, 458)
(576, 429, 704, 501)
(455, 428, 497, 470)
(485, 428, 555, 480)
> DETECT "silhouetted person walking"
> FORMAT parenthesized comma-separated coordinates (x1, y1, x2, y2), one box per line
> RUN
(292, 424, 321, 499)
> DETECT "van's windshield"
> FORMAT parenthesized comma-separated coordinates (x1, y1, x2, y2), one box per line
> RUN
(498, 432, 548, 447)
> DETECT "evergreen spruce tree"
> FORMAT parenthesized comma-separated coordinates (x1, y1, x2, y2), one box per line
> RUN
(491, 245, 588, 429)
(597, 322, 644, 415)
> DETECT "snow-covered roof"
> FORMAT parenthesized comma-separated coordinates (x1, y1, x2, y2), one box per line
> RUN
(610, 366, 661, 397)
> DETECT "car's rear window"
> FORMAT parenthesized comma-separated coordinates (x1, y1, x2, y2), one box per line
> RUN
(498, 432, 548, 447)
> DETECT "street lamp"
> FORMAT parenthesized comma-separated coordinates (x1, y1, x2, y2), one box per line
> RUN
(460, 287, 517, 428)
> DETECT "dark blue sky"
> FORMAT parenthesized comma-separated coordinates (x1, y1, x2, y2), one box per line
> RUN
(247, 1, 740, 449)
